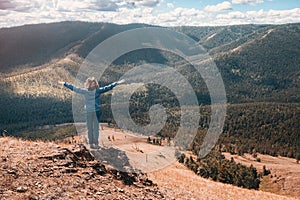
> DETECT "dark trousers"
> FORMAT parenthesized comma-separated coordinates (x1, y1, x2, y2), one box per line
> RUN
(86, 111, 101, 145)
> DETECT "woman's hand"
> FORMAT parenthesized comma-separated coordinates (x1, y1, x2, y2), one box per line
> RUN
(57, 81, 65, 85)
(116, 79, 125, 85)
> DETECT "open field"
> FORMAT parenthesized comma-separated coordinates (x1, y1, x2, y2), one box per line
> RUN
(223, 153, 300, 198)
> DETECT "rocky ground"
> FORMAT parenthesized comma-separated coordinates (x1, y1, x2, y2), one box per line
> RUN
(0, 137, 164, 199)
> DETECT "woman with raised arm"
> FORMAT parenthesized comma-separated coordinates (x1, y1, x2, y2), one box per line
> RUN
(58, 77, 125, 149)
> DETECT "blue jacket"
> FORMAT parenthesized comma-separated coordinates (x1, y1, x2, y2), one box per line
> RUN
(64, 82, 117, 113)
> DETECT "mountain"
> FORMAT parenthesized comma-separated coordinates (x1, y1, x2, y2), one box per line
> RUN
(0, 22, 300, 140)
(0, 22, 300, 123)
(214, 24, 300, 103)
(1, 22, 299, 103)
(0, 21, 299, 159)
(0, 21, 93, 71)
(176, 23, 300, 103)
(0, 21, 152, 73)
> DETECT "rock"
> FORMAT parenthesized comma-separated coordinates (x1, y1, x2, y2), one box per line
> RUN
(16, 186, 28, 193)
(143, 178, 153, 186)
(28, 196, 38, 200)
(64, 168, 78, 173)
(1, 130, 7, 137)
(92, 162, 107, 175)
(7, 170, 17, 175)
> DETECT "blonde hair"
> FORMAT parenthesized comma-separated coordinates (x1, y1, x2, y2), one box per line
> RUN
(85, 77, 99, 91)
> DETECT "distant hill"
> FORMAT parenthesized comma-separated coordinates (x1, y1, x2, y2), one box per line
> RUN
(0, 21, 93, 71)
(1, 22, 299, 103)
(218, 24, 300, 102)
(173, 24, 270, 50)
(177, 23, 300, 102)
(0, 21, 152, 73)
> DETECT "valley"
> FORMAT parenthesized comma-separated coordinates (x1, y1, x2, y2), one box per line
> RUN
(0, 21, 299, 199)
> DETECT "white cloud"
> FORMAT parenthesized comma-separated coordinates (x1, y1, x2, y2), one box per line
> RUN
(0, 0, 37, 12)
(232, 0, 264, 5)
(127, 0, 163, 7)
(0, 0, 16, 10)
(204, 1, 232, 12)
(216, 8, 300, 25)
(0, 0, 300, 28)
(53, 0, 120, 12)
(0, 0, 123, 12)
(167, 3, 174, 9)
(90, 0, 119, 11)
(0, 9, 9, 16)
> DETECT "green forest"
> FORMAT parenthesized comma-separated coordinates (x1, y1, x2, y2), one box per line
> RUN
(176, 148, 265, 190)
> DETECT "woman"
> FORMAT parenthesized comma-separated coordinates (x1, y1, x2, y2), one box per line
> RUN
(58, 77, 125, 149)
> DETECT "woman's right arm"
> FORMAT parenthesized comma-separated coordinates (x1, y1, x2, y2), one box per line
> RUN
(58, 81, 86, 94)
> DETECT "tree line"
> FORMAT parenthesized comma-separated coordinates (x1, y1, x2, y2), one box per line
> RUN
(176, 148, 263, 190)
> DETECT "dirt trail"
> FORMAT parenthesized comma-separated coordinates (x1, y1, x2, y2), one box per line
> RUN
(87, 124, 177, 173)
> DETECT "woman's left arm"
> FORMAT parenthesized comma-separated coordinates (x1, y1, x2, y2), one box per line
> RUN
(98, 79, 125, 93)
(98, 82, 117, 93)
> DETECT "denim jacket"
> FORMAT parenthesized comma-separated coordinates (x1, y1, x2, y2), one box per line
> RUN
(64, 82, 117, 113)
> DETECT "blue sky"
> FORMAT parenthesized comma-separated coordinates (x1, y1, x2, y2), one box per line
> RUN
(0, 0, 299, 28)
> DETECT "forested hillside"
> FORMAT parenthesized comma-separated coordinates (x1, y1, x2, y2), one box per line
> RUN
(0, 21, 152, 73)
(0, 21, 95, 71)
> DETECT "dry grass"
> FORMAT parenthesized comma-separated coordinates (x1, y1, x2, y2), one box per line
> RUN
(148, 162, 298, 200)
(1, 54, 81, 99)
(1, 126, 299, 200)
(98, 125, 299, 199)
(223, 153, 300, 198)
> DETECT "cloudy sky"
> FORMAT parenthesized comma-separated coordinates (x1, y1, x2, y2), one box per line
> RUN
(0, 0, 299, 28)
